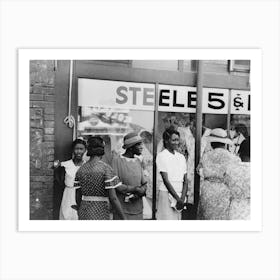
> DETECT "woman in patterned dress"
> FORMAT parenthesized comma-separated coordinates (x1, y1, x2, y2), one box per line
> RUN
(75, 136, 126, 220)
(58, 139, 86, 220)
(197, 128, 250, 220)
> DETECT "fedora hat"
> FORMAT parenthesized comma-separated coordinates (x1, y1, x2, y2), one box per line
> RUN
(207, 128, 233, 145)
(122, 132, 143, 149)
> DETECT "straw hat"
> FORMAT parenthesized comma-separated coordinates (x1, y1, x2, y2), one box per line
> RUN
(122, 132, 143, 149)
(207, 128, 233, 145)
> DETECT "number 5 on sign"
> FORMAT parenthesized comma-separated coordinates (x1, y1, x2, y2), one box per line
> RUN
(203, 88, 229, 114)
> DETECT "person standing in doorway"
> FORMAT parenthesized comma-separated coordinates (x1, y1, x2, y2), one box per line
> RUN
(156, 127, 188, 220)
(112, 132, 147, 220)
(58, 139, 87, 220)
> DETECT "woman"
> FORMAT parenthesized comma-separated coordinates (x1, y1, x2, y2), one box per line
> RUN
(198, 128, 250, 220)
(229, 123, 248, 155)
(156, 127, 188, 220)
(58, 139, 87, 220)
(75, 136, 126, 220)
(112, 132, 147, 220)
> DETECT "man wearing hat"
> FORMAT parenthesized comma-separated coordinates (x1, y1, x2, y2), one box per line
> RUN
(112, 132, 147, 220)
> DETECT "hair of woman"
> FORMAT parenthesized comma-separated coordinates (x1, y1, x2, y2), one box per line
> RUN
(162, 127, 180, 148)
(86, 136, 105, 157)
(72, 138, 87, 150)
(235, 123, 249, 138)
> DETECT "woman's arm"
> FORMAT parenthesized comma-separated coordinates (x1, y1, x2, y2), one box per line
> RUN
(180, 173, 188, 204)
(135, 182, 147, 197)
(116, 184, 138, 195)
(108, 188, 126, 220)
(134, 168, 147, 197)
(160, 172, 181, 202)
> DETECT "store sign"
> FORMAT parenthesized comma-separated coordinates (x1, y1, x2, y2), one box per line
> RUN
(231, 90, 250, 114)
(78, 78, 250, 115)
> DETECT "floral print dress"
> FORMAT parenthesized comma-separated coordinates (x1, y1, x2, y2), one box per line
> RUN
(198, 148, 250, 220)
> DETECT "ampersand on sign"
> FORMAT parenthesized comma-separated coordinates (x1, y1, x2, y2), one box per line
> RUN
(233, 94, 244, 111)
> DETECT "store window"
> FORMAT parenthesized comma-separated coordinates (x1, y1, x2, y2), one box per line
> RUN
(76, 78, 251, 216)
(229, 114, 250, 160)
(229, 60, 250, 72)
(77, 78, 155, 200)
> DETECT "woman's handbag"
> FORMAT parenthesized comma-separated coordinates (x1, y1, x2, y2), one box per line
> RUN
(182, 196, 197, 220)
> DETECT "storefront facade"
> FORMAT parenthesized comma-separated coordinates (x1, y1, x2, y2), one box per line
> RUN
(30, 60, 250, 219)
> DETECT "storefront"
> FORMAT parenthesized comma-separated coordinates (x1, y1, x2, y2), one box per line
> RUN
(52, 60, 250, 219)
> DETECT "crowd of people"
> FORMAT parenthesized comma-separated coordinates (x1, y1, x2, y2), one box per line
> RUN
(55, 116, 250, 221)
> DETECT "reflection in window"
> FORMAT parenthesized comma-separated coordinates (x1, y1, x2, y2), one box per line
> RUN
(229, 114, 250, 161)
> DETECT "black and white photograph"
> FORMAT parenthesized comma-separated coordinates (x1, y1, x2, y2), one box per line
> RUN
(18, 49, 261, 231)
(30, 59, 251, 221)
(2, 1, 280, 280)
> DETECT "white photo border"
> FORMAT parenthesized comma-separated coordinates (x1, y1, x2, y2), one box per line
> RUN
(19, 48, 262, 232)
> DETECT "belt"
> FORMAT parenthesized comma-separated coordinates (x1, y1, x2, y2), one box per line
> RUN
(82, 195, 109, 202)
(65, 185, 80, 189)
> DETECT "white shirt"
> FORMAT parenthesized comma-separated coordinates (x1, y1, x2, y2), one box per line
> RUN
(229, 133, 245, 154)
(61, 159, 84, 187)
(156, 149, 187, 192)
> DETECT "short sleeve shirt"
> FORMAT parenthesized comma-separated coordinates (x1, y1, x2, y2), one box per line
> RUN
(156, 149, 187, 193)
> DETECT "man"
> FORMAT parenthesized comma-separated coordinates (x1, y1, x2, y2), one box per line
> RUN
(112, 132, 147, 220)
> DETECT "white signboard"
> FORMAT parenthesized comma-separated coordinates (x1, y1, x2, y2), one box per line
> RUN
(231, 90, 250, 115)
(78, 78, 250, 115)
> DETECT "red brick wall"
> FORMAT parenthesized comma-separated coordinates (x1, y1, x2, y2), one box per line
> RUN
(30, 61, 55, 219)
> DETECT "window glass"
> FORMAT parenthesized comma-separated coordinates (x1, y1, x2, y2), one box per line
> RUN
(229, 115, 250, 161)
(132, 60, 178, 71)
(184, 60, 228, 73)
(230, 60, 250, 72)
(77, 78, 155, 204)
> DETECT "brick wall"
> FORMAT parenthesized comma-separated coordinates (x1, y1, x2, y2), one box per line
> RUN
(30, 60, 55, 219)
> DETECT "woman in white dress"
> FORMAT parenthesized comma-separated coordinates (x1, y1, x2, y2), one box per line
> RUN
(59, 139, 86, 220)
(156, 127, 188, 220)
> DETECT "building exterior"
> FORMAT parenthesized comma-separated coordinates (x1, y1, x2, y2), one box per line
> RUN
(29, 60, 250, 220)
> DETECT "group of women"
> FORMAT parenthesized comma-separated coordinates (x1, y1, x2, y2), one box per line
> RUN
(56, 123, 250, 220)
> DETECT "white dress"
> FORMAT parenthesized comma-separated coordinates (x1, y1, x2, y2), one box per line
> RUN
(59, 159, 84, 220)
